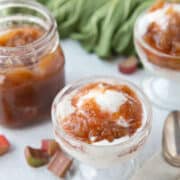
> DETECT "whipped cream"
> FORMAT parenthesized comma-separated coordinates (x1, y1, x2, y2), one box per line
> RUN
(77, 89, 127, 113)
(58, 82, 127, 120)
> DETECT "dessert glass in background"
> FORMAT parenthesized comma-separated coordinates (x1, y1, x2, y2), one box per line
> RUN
(0, 0, 65, 127)
(134, 2, 180, 110)
(52, 77, 152, 180)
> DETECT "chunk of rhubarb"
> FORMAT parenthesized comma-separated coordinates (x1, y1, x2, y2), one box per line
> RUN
(0, 135, 10, 155)
(6, 67, 34, 86)
(118, 56, 138, 75)
(41, 139, 60, 157)
(48, 150, 72, 178)
(24, 146, 49, 167)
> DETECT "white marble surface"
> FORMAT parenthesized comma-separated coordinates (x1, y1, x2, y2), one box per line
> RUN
(0, 40, 169, 180)
(132, 152, 180, 180)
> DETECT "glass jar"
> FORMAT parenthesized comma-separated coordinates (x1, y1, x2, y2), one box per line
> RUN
(0, 0, 65, 128)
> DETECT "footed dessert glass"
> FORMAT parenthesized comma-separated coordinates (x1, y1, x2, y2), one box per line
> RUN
(51, 77, 152, 180)
(134, 3, 180, 110)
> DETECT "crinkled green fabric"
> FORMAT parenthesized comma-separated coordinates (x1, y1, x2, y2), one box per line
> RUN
(38, 0, 154, 58)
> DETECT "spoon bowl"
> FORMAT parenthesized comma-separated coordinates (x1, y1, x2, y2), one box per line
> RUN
(162, 111, 180, 167)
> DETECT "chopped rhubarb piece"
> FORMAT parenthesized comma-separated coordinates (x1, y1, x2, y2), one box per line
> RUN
(24, 146, 49, 167)
(118, 56, 138, 75)
(6, 67, 34, 86)
(41, 139, 60, 156)
(0, 135, 10, 156)
(48, 150, 72, 178)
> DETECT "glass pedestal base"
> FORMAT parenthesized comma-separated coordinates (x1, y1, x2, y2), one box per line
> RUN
(143, 77, 180, 110)
(67, 159, 136, 180)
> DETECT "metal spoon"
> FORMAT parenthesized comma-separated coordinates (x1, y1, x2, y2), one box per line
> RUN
(162, 111, 180, 167)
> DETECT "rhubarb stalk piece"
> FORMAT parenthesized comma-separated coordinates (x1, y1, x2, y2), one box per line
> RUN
(41, 139, 60, 156)
(0, 135, 10, 156)
(24, 146, 49, 167)
(118, 56, 138, 75)
(48, 150, 72, 178)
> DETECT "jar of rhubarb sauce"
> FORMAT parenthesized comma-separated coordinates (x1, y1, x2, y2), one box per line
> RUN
(0, 0, 65, 128)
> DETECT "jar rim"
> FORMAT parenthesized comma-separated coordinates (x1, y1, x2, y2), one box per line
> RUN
(0, 0, 57, 55)
(51, 76, 152, 150)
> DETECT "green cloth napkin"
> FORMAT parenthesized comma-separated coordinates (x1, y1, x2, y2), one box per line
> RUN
(38, 0, 154, 58)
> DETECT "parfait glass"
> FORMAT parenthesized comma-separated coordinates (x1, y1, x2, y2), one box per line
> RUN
(51, 77, 152, 180)
(134, 11, 180, 110)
